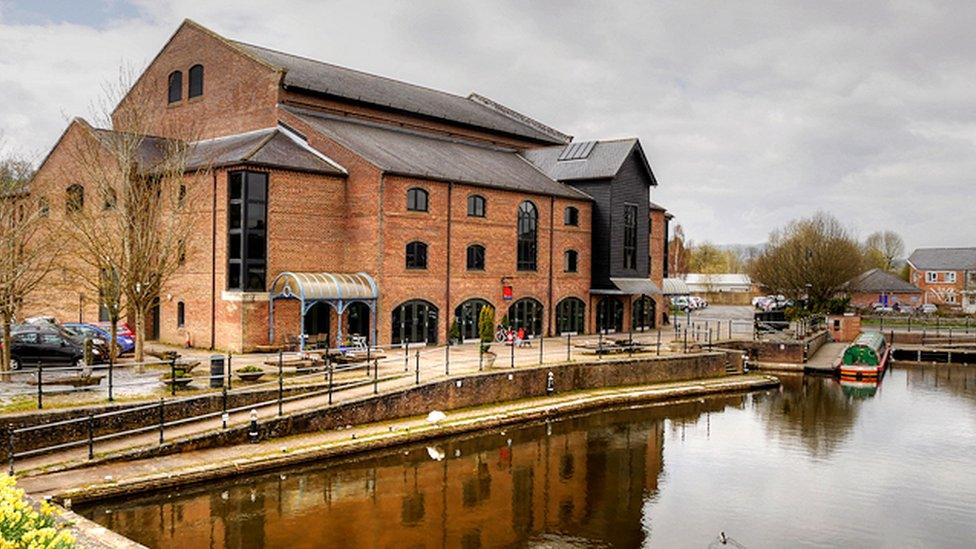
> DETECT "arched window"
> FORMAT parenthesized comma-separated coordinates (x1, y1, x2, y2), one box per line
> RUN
(633, 296, 656, 331)
(467, 195, 486, 217)
(188, 64, 204, 98)
(406, 241, 428, 269)
(596, 298, 624, 333)
(466, 244, 485, 271)
(555, 298, 585, 335)
(454, 299, 490, 341)
(564, 206, 579, 226)
(66, 184, 84, 213)
(176, 301, 185, 328)
(406, 188, 428, 212)
(508, 298, 543, 337)
(516, 201, 538, 271)
(392, 300, 438, 344)
(168, 71, 182, 104)
(564, 250, 578, 273)
(347, 302, 370, 341)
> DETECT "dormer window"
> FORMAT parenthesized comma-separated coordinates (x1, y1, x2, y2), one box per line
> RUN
(168, 71, 182, 104)
(188, 65, 204, 98)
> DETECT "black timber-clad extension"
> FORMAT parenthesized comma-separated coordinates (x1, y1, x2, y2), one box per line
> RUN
(522, 139, 657, 289)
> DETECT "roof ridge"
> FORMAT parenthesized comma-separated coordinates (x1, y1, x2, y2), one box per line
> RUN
(281, 104, 520, 153)
(468, 93, 571, 144)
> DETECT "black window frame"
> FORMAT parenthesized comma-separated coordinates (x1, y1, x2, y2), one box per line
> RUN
(623, 204, 637, 270)
(188, 64, 204, 99)
(467, 195, 486, 217)
(508, 298, 543, 337)
(564, 249, 578, 273)
(168, 71, 183, 104)
(177, 301, 185, 328)
(466, 244, 486, 271)
(555, 297, 585, 335)
(226, 171, 268, 292)
(406, 188, 429, 212)
(517, 201, 538, 271)
(392, 300, 438, 345)
(405, 241, 428, 270)
(564, 206, 579, 226)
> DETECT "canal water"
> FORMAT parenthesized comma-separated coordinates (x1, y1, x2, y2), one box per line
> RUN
(78, 364, 976, 548)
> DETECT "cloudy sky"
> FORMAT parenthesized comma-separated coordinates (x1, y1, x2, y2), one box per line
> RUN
(1, 0, 973, 251)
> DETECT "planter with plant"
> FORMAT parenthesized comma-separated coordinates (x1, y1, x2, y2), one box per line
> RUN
(161, 369, 194, 388)
(478, 305, 497, 368)
(236, 365, 266, 382)
(449, 319, 461, 345)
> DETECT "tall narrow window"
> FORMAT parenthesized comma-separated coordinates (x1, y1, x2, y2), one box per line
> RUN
(467, 195, 486, 217)
(623, 204, 637, 270)
(66, 184, 84, 213)
(188, 65, 204, 98)
(227, 171, 267, 291)
(564, 250, 578, 273)
(466, 244, 485, 271)
(168, 71, 182, 104)
(406, 241, 428, 269)
(517, 201, 538, 271)
(177, 301, 185, 328)
(564, 206, 579, 226)
(407, 188, 428, 212)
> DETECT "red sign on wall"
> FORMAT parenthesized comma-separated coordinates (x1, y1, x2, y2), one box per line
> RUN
(502, 285, 513, 301)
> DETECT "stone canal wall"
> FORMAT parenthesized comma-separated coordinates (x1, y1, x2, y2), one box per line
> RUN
(723, 330, 828, 364)
(51, 351, 740, 465)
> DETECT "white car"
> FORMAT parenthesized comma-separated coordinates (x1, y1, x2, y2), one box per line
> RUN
(919, 303, 938, 314)
(671, 296, 692, 311)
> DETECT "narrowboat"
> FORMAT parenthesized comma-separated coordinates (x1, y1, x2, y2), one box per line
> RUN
(837, 331, 889, 378)
(840, 376, 880, 398)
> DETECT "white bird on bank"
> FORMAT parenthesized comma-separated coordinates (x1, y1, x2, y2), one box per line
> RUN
(426, 410, 447, 424)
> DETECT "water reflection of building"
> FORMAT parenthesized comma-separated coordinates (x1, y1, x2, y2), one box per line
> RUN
(90, 401, 746, 548)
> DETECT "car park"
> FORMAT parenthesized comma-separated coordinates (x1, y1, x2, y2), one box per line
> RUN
(3, 326, 96, 370)
(64, 322, 135, 355)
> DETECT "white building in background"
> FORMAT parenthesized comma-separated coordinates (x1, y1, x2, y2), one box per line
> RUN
(684, 273, 753, 293)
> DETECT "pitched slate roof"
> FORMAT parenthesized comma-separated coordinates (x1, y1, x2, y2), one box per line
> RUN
(845, 269, 921, 293)
(185, 127, 345, 175)
(231, 40, 569, 145)
(648, 200, 667, 212)
(907, 248, 976, 270)
(283, 105, 590, 200)
(91, 126, 345, 176)
(520, 138, 656, 183)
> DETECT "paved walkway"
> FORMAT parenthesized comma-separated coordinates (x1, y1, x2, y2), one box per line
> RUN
(10, 331, 693, 475)
(18, 374, 778, 502)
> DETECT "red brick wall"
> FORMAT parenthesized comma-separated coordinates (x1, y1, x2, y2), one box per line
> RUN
(112, 21, 280, 141)
(848, 291, 922, 310)
(909, 267, 965, 308)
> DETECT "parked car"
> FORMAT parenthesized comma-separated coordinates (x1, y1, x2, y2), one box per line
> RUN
(918, 303, 938, 315)
(64, 322, 135, 355)
(871, 303, 895, 314)
(689, 296, 708, 309)
(3, 326, 97, 370)
(671, 296, 692, 311)
(97, 321, 135, 340)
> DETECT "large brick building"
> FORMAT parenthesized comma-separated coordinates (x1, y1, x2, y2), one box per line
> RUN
(907, 248, 976, 313)
(27, 20, 671, 352)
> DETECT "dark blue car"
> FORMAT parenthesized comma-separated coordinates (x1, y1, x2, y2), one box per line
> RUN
(63, 323, 135, 355)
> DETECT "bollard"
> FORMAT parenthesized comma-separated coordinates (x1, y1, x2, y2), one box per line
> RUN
(108, 354, 114, 403)
(373, 359, 379, 394)
(327, 362, 334, 405)
(546, 371, 555, 396)
(87, 414, 94, 460)
(277, 351, 284, 417)
(170, 357, 177, 397)
(510, 337, 515, 368)
(158, 398, 165, 444)
(36, 362, 42, 410)
(248, 409, 259, 443)
(567, 333, 572, 362)
(415, 351, 420, 385)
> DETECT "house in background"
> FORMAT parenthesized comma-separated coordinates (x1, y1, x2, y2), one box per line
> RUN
(843, 268, 922, 310)
(907, 248, 976, 313)
(683, 273, 756, 305)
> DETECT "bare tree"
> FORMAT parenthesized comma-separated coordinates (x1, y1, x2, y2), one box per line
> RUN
(864, 230, 905, 272)
(750, 212, 865, 311)
(0, 143, 59, 372)
(62, 69, 207, 362)
(668, 223, 689, 277)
